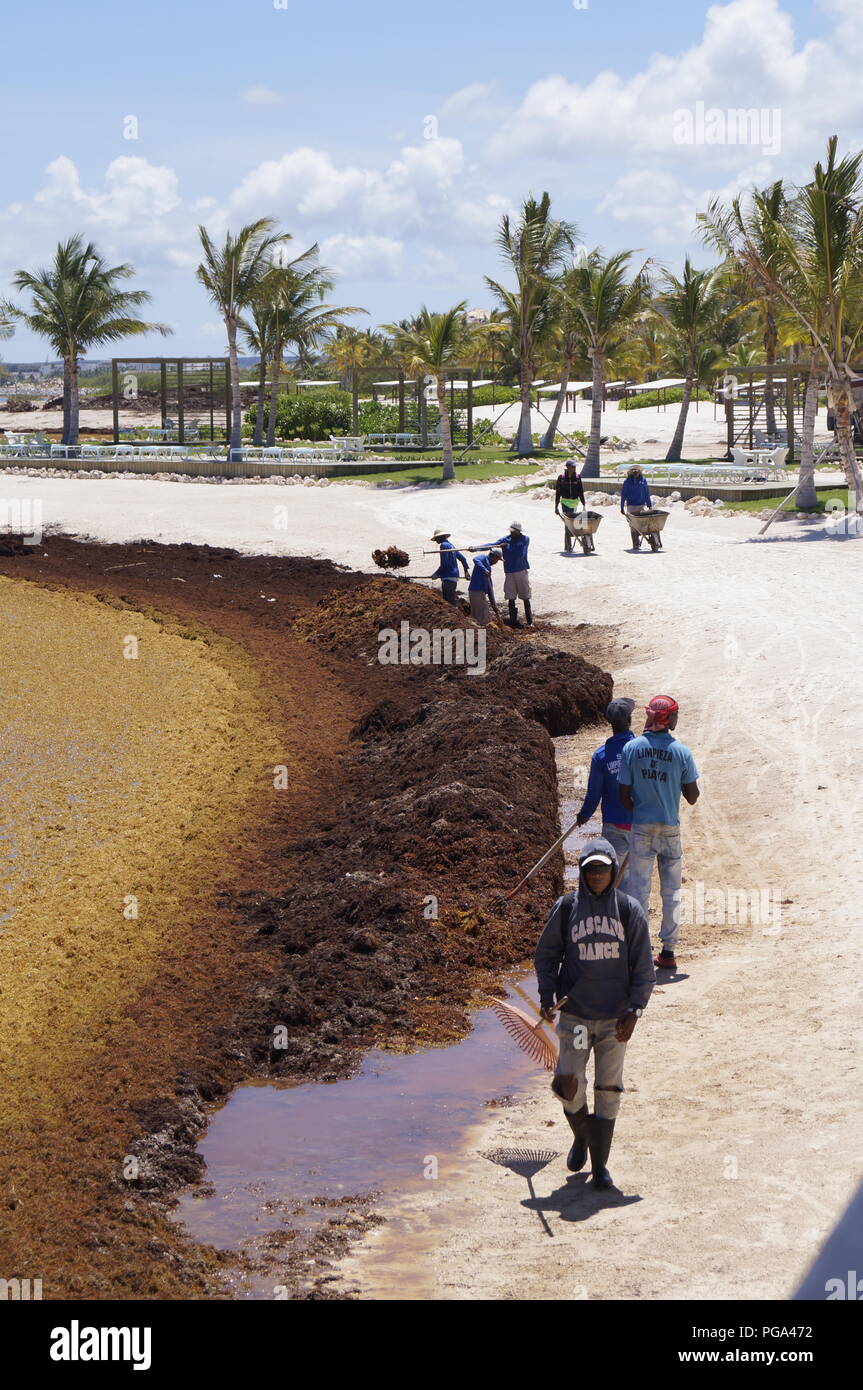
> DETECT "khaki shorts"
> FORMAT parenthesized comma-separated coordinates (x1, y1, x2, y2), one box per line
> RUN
(503, 569, 531, 601)
(469, 590, 491, 625)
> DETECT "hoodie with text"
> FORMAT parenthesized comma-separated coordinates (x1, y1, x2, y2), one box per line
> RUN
(534, 837, 655, 1019)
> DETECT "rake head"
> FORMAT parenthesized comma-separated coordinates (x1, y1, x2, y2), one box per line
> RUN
(487, 998, 558, 1071)
(483, 1147, 560, 1179)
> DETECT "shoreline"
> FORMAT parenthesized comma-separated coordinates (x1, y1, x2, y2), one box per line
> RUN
(0, 537, 613, 1298)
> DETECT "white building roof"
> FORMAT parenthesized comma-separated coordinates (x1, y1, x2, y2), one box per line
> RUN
(537, 380, 593, 394)
(626, 377, 686, 393)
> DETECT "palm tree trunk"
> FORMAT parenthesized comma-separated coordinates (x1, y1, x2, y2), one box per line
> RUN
(582, 352, 604, 478)
(266, 352, 281, 448)
(68, 355, 80, 446)
(437, 375, 455, 481)
(253, 357, 266, 446)
(832, 373, 863, 506)
(665, 374, 693, 462)
(796, 365, 820, 508)
(514, 369, 533, 455)
(763, 328, 777, 437)
(351, 367, 359, 435)
(62, 360, 72, 446)
(540, 354, 572, 449)
(227, 319, 243, 452)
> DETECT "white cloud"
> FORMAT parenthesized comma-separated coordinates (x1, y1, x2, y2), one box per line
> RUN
(439, 82, 509, 126)
(487, 0, 863, 171)
(229, 138, 507, 241)
(319, 233, 404, 279)
(241, 86, 284, 106)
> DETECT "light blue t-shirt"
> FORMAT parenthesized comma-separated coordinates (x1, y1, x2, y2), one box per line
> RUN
(617, 732, 699, 827)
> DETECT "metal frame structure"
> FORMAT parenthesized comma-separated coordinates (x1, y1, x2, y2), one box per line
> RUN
(351, 366, 495, 448)
(714, 365, 805, 460)
(110, 358, 231, 445)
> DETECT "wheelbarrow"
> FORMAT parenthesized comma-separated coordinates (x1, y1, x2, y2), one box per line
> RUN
(626, 508, 669, 552)
(562, 507, 603, 554)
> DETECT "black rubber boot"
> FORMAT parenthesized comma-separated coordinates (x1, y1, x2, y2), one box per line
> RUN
(507, 600, 522, 628)
(564, 1104, 589, 1172)
(524, 600, 533, 627)
(587, 1115, 616, 1190)
(630, 531, 641, 550)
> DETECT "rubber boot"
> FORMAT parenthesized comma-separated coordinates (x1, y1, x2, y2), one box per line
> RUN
(587, 1115, 616, 1190)
(630, 530, 641, 551)
(524, 600, 534, 627)
(508, 600, 522, 628)
(564, 1104, 589, 1172)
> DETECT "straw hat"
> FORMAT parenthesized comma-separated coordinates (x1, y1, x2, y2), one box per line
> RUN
(431, 527, 451, 540)
(509, 521, 523, 532)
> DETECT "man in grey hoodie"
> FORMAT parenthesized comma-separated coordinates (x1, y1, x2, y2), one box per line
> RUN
(534, 838, 655, 1190)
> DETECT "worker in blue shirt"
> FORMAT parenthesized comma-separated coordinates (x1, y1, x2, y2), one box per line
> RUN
(430, 527, 469, 605)
(575, 697, 636, 888)
(619, 465, 653, 550)
(467, 549, 501, 626)
(617, 695, 701, 972)
(470, 521, 532, 628)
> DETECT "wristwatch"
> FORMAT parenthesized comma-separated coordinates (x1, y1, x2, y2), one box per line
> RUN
(628, 1007, 644, 1017)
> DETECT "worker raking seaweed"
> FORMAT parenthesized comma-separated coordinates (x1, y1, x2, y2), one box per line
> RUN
(470, 521, 532, 628)
(535, 840, 654, 1190)
(429, 527, 469, 604)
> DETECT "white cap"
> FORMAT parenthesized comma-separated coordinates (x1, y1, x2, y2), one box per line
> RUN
(509, 520, 523, 532)
(582, 851, 613, 869)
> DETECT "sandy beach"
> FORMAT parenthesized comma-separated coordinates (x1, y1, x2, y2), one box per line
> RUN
(1, 464, 860, 1299)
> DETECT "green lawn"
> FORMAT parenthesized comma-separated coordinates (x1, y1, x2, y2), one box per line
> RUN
(345, 455, 556, 484)
(723, 486, 851, 514)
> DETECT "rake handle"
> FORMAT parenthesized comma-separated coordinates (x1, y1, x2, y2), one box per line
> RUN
(533, 994, 569, 1031)
(503, 814, 582, 902)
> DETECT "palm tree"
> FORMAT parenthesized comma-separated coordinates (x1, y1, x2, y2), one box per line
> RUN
(4, 237, 169, 444)
(260, 268, 364, 447)
(196, 218, 290, 452)
(698, 182, 788, 438)
(539, 269, 592, 448)
(652, 257, 725, 461)
(713, 139, 863, 502)
(383, 304, 493, 481)
(486, 194, 578, 455)
(243, 294, 276, 447)
(561, 249, 652, 477)
(325, 326, 390, 431)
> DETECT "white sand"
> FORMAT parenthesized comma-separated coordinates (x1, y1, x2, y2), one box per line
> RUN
(5, 472, 861, 1301)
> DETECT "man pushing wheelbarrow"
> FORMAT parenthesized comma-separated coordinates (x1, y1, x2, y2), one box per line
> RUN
(620, 465, 668, 552)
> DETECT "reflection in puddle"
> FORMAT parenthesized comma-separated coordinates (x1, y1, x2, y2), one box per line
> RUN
(174, 973, 544, 1261)
(174, 737, 600, 1294)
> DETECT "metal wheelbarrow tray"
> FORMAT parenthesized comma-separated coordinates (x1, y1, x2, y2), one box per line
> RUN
(562, 508, 603, 553)
(626, 508, 669, 551)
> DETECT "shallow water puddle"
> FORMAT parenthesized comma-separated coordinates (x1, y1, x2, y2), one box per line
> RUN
(173, 973, 544, 1258)
(173, 739, 598, 1294)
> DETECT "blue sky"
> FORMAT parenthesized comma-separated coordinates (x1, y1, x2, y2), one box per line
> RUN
(2, 0, 860, 360)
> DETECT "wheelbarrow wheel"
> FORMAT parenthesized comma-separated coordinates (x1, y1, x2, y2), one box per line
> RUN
(580, 535, 593, 555)
(648, 532, 661, 552)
